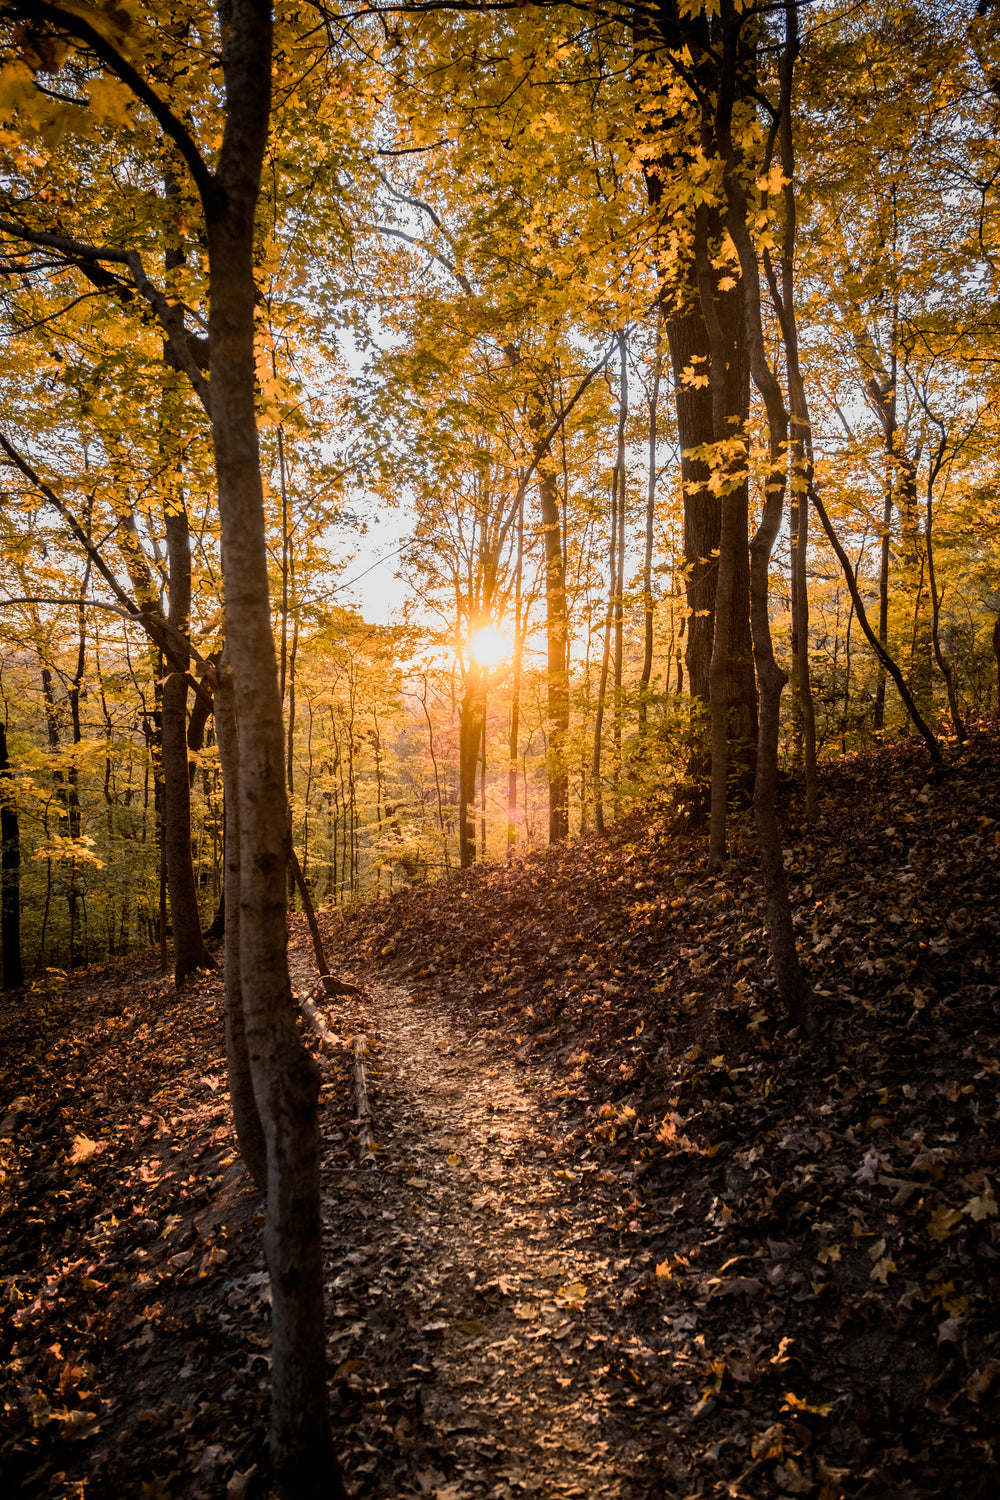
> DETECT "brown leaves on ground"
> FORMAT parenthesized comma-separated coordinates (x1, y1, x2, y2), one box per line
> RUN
(1, 726, 999, 1498)
(0, 955, 268, 1497)
(326, 727, 1000, 1498)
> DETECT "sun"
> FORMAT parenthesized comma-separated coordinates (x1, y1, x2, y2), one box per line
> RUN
(466, 623, 514, 669)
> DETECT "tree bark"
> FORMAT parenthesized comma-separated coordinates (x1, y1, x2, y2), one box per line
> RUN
(717, 0, 811, 1022)
(640, 0, 757, 811)
(459, 664, 486, 867)
(204, 4, 343, 1491)
(530, 401, 570, 843)
(163, 499, 215, 982)
(639, 307, 662, 734)
(212, 654, 266, 1191)
(0, 721, 23, 990)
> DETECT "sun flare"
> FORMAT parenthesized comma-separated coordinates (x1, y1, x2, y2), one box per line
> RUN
(466, 623, 514, 669)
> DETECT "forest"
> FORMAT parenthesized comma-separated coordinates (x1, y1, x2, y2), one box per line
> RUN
(1, 1, 999, 1497)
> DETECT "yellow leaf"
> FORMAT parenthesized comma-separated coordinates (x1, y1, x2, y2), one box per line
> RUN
(964, 1192, 998, 1221)
(555, 1282, 588, 1307)
(88, 75, 134, 130)
(928, 1205, 963, 1242)
(68, 1135, 98, 1164)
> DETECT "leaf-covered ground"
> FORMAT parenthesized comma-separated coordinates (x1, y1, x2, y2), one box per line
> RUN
(2, 727, 999, 1497)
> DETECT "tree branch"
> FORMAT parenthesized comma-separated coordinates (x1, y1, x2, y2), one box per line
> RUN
(0, 429, 213, 706)
(6, 0, 217, 208)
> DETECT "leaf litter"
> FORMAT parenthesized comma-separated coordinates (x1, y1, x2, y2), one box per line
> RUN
(1, 726, 998, 1497)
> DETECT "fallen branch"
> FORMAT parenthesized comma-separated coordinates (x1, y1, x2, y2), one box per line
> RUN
(298, 993, 342, 1054)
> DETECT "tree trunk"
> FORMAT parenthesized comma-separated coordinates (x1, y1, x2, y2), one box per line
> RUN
(693, 205, 741, 873)
(459, 665, 485, 868)
(530, 403, 570, 844)
(164, 500, 215, 982)
(612, 331, 628, 816)
(641, 0, 757, 807)
(924, 437, 965, 740)
(0, 722, 23, 990)
(592, 415, 620, 836)
(508, 495, 524, 858)
(874, 481, 892, 732)
(810, 485, 941, 767)
(205, 4, 343, 1491)
(212, 654, 266, 1190)
(718, 0, 811, 1023)
(639, 307, 662, 733)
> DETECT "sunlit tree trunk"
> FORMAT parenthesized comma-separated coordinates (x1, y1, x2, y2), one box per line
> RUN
(530, 401, 570, 843)
(459, 664, 486, 867)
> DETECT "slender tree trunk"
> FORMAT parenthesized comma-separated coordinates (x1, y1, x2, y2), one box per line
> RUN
(612, 332, 628, 816)
(767, 65, 818, 821)
(811, 486, 941, 766)
(874, 481, 892, 732)
(164, 499, 215, 982)
(639, 308, 662, 734)
(459, 666, 485, 867)
(480, 707, 488, 856)
(508, 495, 524, 857)
(418, 677, 450, 871)
(592, 422, 620, 835)
(530, 403, 570, 843)
(0, 722, 23, 990)
(924, 438, 965, 740)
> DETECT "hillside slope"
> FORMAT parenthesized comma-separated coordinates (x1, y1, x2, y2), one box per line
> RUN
(325, 728, 1000, 1497)
(2, 729, 998, 1499)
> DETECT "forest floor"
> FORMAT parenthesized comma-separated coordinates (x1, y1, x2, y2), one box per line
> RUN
(2, 728, 1000, 1498)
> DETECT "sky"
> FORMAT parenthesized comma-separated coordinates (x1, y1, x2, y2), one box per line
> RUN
(334, 502, 413, 626)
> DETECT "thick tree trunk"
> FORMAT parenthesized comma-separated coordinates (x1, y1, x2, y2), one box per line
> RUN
(692, 205, 740, 873)
(0, 722, 23, 990)
(205, 4, 343, 1492)
(641, 0, 757, 808)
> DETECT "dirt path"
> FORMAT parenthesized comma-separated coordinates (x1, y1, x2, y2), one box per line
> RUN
(320, 979, 672, 1500)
